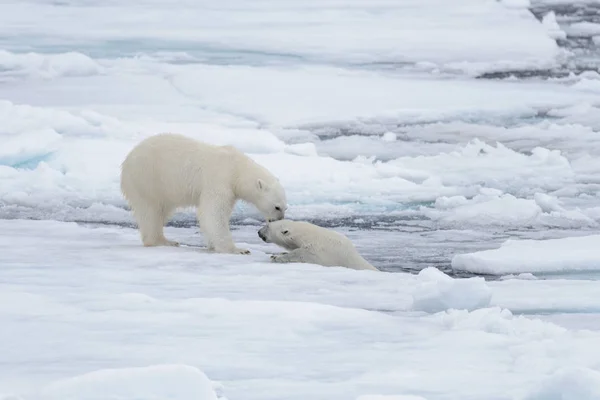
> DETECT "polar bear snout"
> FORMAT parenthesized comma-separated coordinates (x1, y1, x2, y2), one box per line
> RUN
(258, 226, 269, 242)
(267, 216, 283, 223)
(266, 206, 286, 223)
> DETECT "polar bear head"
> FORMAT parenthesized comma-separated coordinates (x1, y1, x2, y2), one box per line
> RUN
(252, 178, 288, 222)
(258, 219, 307, 250)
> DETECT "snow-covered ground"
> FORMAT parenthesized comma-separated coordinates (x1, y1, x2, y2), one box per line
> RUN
(3, 219, 600, 400)
(2, 0, 600, 399)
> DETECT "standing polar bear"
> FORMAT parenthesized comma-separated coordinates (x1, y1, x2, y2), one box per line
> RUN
(120, 133, 287, 254)
(258, 220, 379, 271)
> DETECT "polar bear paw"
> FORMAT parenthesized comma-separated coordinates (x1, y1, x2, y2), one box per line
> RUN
(270, 253, 289, 263)
(143, 238, 180, 247)
(234, 247, 251, 255)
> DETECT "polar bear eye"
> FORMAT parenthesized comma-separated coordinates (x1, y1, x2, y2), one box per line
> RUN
(275, 206, 281, 211)
(282, 230, 289, 235)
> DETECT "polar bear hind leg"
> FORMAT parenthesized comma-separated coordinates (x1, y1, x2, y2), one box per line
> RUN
(132, 202, 179, 247)
(197, 193, 250, 255)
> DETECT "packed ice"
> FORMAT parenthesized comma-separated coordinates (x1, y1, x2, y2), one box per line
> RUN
(2, 0, 600, 399)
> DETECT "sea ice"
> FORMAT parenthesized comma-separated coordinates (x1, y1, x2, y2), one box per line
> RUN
(37, 364, 221, 400)
(410, 267, 492, 313)
(522, 367, 600, 400)
(357, 396, 427, 400)
(2, 1, 600, 399)
(452, 234, 600, 275)
(2, 219, 600, 400)
(565, 22, 600, 37)
(0, 0, 561, 75)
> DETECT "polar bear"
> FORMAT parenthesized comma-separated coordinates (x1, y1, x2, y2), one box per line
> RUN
(120, 133, 287, 254)
(258, 220, 379, 271)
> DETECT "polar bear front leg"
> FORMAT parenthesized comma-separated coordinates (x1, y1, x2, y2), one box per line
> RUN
(197, 192, 250, 255)
(270, 248, 316, 264)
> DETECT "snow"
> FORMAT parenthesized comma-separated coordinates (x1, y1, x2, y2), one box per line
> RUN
(452, 234, 600, 275)
(357, 396, 427, 400)
(2, 88, 600, 227)
(3, 0, 600, 399)
(411, 267, 492, 313)
(541, 11, 567, 40)
(565, 22, 600, 37)
(0, 0, 559, 75)
(37, 365, 222, 400)
(3, 219, 600, 400)
(0, 11, 597, 227)
(522, 367, 600, 400)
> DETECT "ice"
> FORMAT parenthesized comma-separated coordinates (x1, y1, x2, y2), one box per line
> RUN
(522, 367, 600, 400)
(410, 267, 492, 313)
(3, 219, 600, 400)
(37, 365, 221, 400)
(565, 22, 600, 37)
(541, 11, 567, 40)
(165, 63, 598, 126)
(0, 20, 597, 227)
(357, 396, 427, 400)
(500, 273, 538, 281)
(452, 234, 600, 275)
(3, 0, 600, 398)
(0, 0, 560, 75)
(0, 50, 103, 81)
(2, 86, 599, 228)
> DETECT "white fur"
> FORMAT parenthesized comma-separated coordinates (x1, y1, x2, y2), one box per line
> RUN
(258, 220, 379, 271)
(120, 133, 287, 254)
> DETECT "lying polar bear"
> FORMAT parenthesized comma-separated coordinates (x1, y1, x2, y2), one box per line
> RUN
(258, 220, 379, 271)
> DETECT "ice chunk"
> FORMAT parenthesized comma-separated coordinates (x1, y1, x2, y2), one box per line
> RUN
(573, 79, 600, 94)
(0, 50, 102, 80)
(410, 267, 492, 312)
(523, 367, 600, 400)
(499, 273, 538, 281)
(542, 11, 567, 40)
(381, 132, 397, 142)
(534, 193, 563, 213)
(452, 235, 600, 275)
(432, 194, 543, 226)
(38, 364, 221, 400)
(565, 22, 600, 37)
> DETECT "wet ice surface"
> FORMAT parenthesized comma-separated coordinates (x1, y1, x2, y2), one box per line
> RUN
(3, 0, 600, 399)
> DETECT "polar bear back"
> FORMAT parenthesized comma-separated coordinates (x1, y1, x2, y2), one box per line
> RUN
(121, 134, 238, 208)
(120, 133, 281, 210)
(299, 223, 370, 268)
